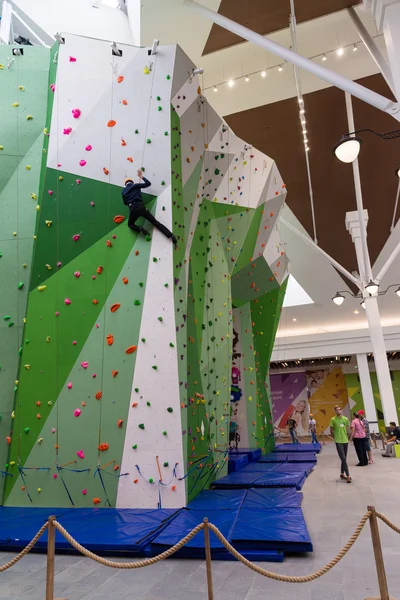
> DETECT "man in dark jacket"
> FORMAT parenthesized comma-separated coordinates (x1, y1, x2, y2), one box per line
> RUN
(122, 170, 177, 246)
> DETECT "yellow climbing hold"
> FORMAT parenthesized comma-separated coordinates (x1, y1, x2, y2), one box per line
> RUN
(36, 205, 40, 211)
(37, 488, 42, 493)
(45, 220, 52, 227)
(43, 128, 48, 135)
(12, 102, 20, 107)
(38, 285, 47, 292)
(0, 65, 4, 69)
(11, 411, 15, 419)
(143, 66, 150, 74)
(24, 364, 30, 370)
(23, 264, 27, 268)
(38, 438, 43, 444)
(45, 264, 51, 270)
(26, 165, 31, 170)
(0, 146, 3, 150)
(31, 193, 37, 200)
(26, 114, 33, 120)
(13, 232, 17, 237)
(59, 176, 63, 181)
(18, 86, 25, 91)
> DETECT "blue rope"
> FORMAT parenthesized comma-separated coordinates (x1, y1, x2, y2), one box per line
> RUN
(0, 471, 13, 478)
(56, 465, 75, 506)
(18, 467, 32, 503)
(94, 467, 111, 506)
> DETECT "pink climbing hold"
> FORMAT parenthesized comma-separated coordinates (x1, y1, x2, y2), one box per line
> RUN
(69, 56, 77, 62)
(82, 489, 87, 495)
(79, 159, 86, 167)
(48, 190, 53, 195)
(92, 275, 96, 280)
(50, 84, 56, 92)
(74, 271, 80, 278)
(74, 409, 81, 417)
(90, 202, 95, 206)
(55, 311, 60, 316)
(76, 179, 81, 185)
(72, 340, 77, 345)
(73, 234, 80, 241)
(63, 128, 72, 135)
(85, 145, 92, 151)
(67, 382, 72, 389)
(81, 361, 88, 369)
(51, 428, 56, 433)
(72, 108, 81, 119)
(96, 323, 100, 328)
(65, 298, 71, 305)
(92, 373, 97, 378)
(53, 474, 58, 479)
(57, 262, 62, 268)
(112, 235, 116, 239)
(76, 450, 85, 459)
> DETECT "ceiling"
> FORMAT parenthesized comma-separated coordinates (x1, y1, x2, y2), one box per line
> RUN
(203, 0, 360, 55)
(225, 73, 400, 277)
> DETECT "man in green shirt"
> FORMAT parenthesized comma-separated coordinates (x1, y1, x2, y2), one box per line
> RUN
(330, 405, 352, 483)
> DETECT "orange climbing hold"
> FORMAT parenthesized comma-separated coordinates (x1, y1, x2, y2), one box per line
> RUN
(171, 485, 176, 491)
(197, 86, 201, 95)
(117, 420, 123, 428)
(95, 391, 102, 400)
(122, 277, 128, 284)
(125, 345, 137, 354)
(97, 266, 103, 274)
(133, 479, 139, 484)
(106, 334, 114, 346)
(114, 464, 119, 471)
(110, 303, 120, 312)
(113, 215, 125, 224)
(122, 100, 128, 105)
(92, 299, 99, 305)
(107, 120, 116, 127)
(93, 497, 101, 505)
(81, 401, 86, 407)
(135, 250, 139, 256)
(106, 240, 112, 247)
(121, 139, 126, 146)
(98, 443, 109, 451)
(117, 76, 124, 83)
(127, 156, 133, 163)
(132, 402, 138, 407)
(112, 370, 119, 378)
(103, 167, 109, 175)
(6, 437, 11, 445)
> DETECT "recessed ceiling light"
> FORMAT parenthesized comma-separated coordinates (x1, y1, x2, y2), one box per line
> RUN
(354, 310, 359, 314)
(337, 47, 344, 57)
(227, 79, 234, 87)
(261, 70, 266, 78)
(293, 318, 297, 321)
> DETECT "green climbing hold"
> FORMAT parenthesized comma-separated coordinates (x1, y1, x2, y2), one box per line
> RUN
(153, 257, 158, 262)
(167, 407, 173, 413)
(8, 322, 14, 327)
(146, 401, 151, 406)
(164, 131, 168, 136)
(138, 423, 145, 430)
(139, 282, 144, 287)
(141, 338, 146, 342)
(158, 106, 162, 111)
(135, 129, 139, 134)
(3, 316, 10, 321)
(17, 282, 24, 289)
(132, 444, 137, 449)
(0, 252, 2, 257)
(146, 138, 151, 144)
(25, 339, 29, 344)
(162, 430, 167, 436)
(158, 316, 163, 322)
(24, 427, 29, 434)
(169, 342, 174, 348)
(166, 75, 171, 80)
(214, 169, 220, 175)
(157, 96, 161, 101)
(164, 283, 169, 288)
(134, 300, 141, 305)
(135, 388, 139, 393)
(145, 234, 152, 242)
(163, 462, 169, 467)
(161, 180, 165, 185)
(18, 347, 22, 356)
(149, 478, 154, 483)
(152, 365, 157, 370)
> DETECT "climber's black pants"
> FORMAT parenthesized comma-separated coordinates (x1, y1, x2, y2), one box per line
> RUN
(128, 204, 173, 239)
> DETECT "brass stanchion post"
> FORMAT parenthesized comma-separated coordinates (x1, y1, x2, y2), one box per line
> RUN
(203, 518, 214, 600)
(366, 506, 396, 600)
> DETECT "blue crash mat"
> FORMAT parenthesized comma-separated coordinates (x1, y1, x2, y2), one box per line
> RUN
(232, 508, 313, 552)
(274, 443, 321, 453)
(253, 471, 306, 490)
(228, 453, 248, 473)
(212, 471, 262, 489)
(0, 507, 180, 554)
(273, 463, 315, 477)
(150, 509, 236, 558)
(187, 489, 247, 511)
(229, 448, 262, 461)
(259, 453, 317, 463)
(242, 488, 302, 510)
(240, 462, 279, 473)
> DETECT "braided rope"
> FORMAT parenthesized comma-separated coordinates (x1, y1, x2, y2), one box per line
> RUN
(53, 520, 204, 567)
(376, 511, 400, 535)
(0, 522, 48, 572)
(208, 513, 371, 583)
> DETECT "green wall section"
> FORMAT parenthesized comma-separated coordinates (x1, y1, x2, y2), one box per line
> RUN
(0, 46, 51, 501)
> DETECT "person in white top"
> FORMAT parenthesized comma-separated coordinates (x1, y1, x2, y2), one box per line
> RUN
(309, 414, 317, 444)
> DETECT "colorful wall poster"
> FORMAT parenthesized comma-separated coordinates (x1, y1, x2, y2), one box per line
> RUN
(307, 367, 350, 434)
(270, 373, 309, 436)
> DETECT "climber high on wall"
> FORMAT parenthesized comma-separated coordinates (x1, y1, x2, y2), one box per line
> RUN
(122, 169, 177, 247)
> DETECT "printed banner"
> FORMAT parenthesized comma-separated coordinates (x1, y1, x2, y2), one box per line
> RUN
(307, 368, 350, 433)
(270, 373, 309, 436)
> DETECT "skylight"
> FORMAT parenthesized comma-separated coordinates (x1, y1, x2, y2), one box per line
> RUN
(283, 275, 314, 308)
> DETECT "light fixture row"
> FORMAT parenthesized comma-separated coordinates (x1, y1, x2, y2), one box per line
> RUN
(332, 282, 400, 308)
(209, 38, 368, 93)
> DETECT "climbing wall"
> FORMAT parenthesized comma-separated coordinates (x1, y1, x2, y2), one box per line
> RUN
(2, 36, 289, 509)
(0, 45, 51, 502)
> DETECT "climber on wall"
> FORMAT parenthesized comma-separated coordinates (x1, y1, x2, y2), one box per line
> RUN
(122, 169, 177, 247)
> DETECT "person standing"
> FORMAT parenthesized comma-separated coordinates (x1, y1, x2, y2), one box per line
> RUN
(358, 410, 373, 463)
(350, 412, 368, 466)
(330, 405, 351, 483)
(382, 422, 400, 457)
(287, 418, 299, 444)
(309, 413, 318, 444)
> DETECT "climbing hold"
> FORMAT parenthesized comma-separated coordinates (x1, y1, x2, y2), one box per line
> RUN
(110, 303, 121, 312)
(117, 420, 123, 428)
(76, 450, 85, 459)
(36, 413, 41, 419)
(98, 443, 109, 451)
(24, 427, 29, 434)
(59, 176, 63, 181)
(112, 370, 118, 378)
(73, 234, 80, 241)
(117, 75, 124, 83)
(163, 431, 167, 436)
(132, 444, 138, 450)
(121, 138, 127, 146)
(26, 165, 31, 170)
(171, 485, 176, 491)
(134, 300, 141, 306)
(158, 106, 162, 111)
(134, 479, 139, 484)
(82, 489, 87, 495)
(143, 67, 150, 74)
(106, 240, 112, 247)
(138, 424, 145, 429)
(72, 108, 81, 119)
(113, 215, 125, 224)
(146, 138, 151, 144)
(106, 334, 114, 346)
(53, 474, 57, 479)
(107, 120, 116, 127)
(81, 362, 88, 369)
(50, 84, 55, 92)
(158, 316, 163, 322)
(17, 282, 24, 289)
(125, 346, 137, 354)
(46, 336, 51, 343)
(93, 498, 101, 505)
(122, 100, 128, 105)
(169, 343, 174, 347)
(74, 271, 80, 278)
(95, 391, 102, 400)
(37, 488, 42, 493)
(167, 407, 173, 413)
(127, 156, 133, 162)
(19, 85, 25, 91)
(149, 478, 154, 484)
(141, 338, 146, 342)
(92, 299, 98, 305)
(74, 409, 81, 417)
(65, 298, 71, 305)
(26, 114, 33, 121)
(122, 277, 129, 284)
(152, 365, 158, 370)
(166, 74, 171, 80)
(163, 462, 169, 467)
(146, 401, 151, 407)
(63, 127, 72, 135)
(79, 159, 86, 166)
(103, 167, 109, 175)
(69, 56, 77, 62)
(97, 266, 103, 274)
(12, 102, 20, 108)
(38, 285, 46, 292)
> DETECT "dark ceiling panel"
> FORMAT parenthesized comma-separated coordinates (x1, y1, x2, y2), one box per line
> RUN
(225, 74, 400, 278)
(203, 0, 360, 55)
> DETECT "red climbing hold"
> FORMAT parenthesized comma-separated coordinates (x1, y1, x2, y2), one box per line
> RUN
(112, 370, 119, 378)
(106, 334, 114, 346)
(117, 76, 124, 83)
(107, 120, 116, 128)
(117, 420, 123, 428)
(110, 303, 120, 313)
(95, 391, 102, 400)
(113, 215, 125, 224)
(125, 346, 137, 354)
(122, 277, 129, 284)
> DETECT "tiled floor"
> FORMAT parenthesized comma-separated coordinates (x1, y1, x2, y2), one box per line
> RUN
(1, 442, 400, 600)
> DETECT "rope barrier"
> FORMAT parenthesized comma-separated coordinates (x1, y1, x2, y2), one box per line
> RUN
(1, 506, 400, 592)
